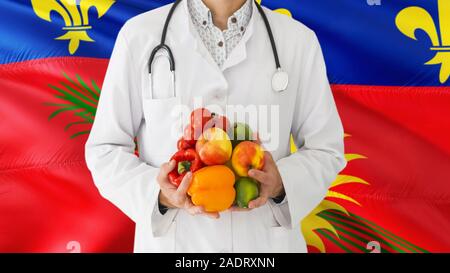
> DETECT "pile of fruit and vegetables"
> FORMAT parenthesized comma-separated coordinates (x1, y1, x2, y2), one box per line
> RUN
(168, 108, 265, 212)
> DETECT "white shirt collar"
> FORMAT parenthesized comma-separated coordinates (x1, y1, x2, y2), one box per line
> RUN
(172, 0, 260, 72)
(187, 0, 253, 32)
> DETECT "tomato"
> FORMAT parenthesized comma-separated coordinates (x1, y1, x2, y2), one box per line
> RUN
(182, 125, 197, 145)
(204, 113, 231, 133)
(190, 108, 212, 134)
(177, 138, 193, 150)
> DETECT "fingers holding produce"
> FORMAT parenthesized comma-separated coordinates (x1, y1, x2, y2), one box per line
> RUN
(168, 149, 203, 187)
(231, 141, 265, 177)
(196, 127, 232, 165)
(188, 165, 236, 212)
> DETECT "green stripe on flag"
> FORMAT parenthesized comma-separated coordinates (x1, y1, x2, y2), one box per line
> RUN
(316, 229, 352, 253)
(319, 213, 393, 252)
(349, 212, 429, 253)
(324, 210, 428, 253)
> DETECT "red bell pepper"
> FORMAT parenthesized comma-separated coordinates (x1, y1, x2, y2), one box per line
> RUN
(168, 149, 203, 187)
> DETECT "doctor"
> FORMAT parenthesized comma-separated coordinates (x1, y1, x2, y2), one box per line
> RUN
(85, 0, 346, 252)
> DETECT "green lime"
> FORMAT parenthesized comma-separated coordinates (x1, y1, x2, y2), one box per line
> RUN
(235, 177, 259, 208)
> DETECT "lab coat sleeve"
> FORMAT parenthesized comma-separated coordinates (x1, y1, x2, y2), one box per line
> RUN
(270, 32, 347, 229)
(84, 27, 176, 235)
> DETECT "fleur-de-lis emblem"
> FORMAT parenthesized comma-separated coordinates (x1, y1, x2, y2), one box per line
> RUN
(396, 0, 450, 84)
(31, 0, 115, 55)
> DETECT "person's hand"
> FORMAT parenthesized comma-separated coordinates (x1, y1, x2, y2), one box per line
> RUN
(247, 151, 284, 208)
(230, 138, 284, 212)
(157, 160, 219, 218)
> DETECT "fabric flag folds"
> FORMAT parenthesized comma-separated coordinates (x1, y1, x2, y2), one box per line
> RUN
(0, 0, 449, 252)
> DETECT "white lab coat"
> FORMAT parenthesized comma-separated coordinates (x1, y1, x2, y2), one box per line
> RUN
(85, 1, 346, 253)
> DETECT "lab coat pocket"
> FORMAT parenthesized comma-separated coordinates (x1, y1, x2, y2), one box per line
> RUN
(142, 96, 182, 166)
(155, 220, 177, 252)
(145, 220, 177, 253)
(269, 226, 290, 253)
(270, 226, 308, 253)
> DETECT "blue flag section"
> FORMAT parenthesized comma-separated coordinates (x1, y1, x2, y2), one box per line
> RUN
(0, 0, 171, 63)
(1, 0, 449, 86)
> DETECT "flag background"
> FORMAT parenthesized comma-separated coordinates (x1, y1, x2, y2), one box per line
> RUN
(1, 0, 449, 252)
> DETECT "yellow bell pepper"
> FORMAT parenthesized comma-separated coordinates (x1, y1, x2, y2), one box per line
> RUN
(188, 165, 236, 212)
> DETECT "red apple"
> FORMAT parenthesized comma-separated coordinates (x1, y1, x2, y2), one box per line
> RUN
(231, 141, 265, 177)
(196, 128, 232, 165)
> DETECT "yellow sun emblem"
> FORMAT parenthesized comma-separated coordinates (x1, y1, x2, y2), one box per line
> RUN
(295, 134, 369, 253)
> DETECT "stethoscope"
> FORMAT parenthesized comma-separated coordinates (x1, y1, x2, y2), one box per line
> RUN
(148, 0, 289, 98)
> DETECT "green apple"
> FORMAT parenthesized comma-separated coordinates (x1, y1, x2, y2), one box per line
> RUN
(235, 177, 259, 208)
(232, 122, 253, 148)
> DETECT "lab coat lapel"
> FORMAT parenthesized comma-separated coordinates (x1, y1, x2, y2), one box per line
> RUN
(221, 1, 259, 71)
(167, 0, 220, 74)
(163, 0, 226, 104)
(162, 0, 262, 107)
(166, 0, 195, 52)
(169, 0, 259, 74)
(188, 18, 224, 76)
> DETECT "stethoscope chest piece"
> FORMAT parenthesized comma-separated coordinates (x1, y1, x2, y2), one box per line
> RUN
(272, 68, 289, 92)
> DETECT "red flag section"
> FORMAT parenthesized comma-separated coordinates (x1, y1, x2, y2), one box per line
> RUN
(320, 85, 450, 252)
(0, 58, 134, 252)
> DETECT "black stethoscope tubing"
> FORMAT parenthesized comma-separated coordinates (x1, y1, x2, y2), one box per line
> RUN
(148, 0, 281, 74)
